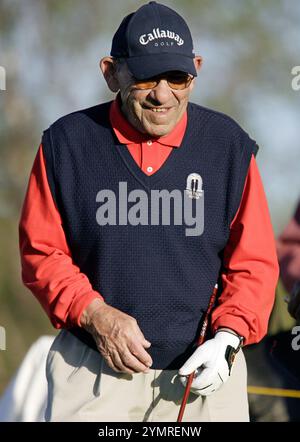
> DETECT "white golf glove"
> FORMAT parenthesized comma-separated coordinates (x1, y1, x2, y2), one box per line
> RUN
(178, 331, 243, 396)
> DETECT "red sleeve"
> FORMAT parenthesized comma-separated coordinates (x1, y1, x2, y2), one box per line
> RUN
(18, 144, 104, 329)
(211, 155, 279, 345)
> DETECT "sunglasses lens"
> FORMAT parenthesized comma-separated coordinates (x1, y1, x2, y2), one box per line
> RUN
(168, 74, 193, 89)
(134, 74, 193, 90)
(134, 80, 157, 89)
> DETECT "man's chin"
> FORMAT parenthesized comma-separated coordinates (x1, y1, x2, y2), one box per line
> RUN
(142, 121, 175, 138)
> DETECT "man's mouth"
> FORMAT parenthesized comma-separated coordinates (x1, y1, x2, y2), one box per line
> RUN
(143, 105, 172, 114)
(151, 108, 168, 113)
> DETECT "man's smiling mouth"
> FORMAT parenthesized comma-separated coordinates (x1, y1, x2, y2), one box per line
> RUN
(142, 105, 173, 114)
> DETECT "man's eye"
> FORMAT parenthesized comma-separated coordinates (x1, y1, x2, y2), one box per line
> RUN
(168, 75, 189, 83)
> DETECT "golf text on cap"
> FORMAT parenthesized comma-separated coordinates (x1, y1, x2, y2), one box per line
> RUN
(139, 28, 184, 46)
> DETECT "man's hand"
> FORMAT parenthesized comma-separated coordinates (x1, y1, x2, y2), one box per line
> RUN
(80, 299, 153, 374)
(178, 331, 242, 396)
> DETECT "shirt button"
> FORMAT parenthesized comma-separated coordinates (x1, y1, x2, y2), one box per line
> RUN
(147, 140, 152, 146)
(147, 166, 153, 173)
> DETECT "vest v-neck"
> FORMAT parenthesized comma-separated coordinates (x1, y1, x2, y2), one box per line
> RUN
(113, 104, 193, 190)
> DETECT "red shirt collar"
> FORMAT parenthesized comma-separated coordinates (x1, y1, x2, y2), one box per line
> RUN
(109, 94, 187, 148)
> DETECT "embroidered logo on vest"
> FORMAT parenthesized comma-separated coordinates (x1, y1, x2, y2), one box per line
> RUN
(185, 173, 203, 199)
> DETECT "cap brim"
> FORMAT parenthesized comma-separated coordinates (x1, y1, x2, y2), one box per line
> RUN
(126, 53, 197, 80)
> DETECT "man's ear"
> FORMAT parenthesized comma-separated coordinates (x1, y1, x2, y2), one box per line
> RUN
(100, 56, 120, 92)
(193, 56, 203, 73)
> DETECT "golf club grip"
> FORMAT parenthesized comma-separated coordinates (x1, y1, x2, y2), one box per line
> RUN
(177, 284, 218, 422)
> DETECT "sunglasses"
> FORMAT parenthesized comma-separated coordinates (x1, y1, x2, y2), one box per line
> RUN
(132, 72, 194, 90)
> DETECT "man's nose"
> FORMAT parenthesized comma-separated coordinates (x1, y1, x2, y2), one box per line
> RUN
(148, 79, 173, 103)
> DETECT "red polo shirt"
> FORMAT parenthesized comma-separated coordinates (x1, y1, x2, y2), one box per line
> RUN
(110, 97, 187, 176)
(19, 97, 279, 344)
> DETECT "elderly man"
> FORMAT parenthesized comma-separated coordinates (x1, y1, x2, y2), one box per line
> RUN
(19, 1, 279, 422)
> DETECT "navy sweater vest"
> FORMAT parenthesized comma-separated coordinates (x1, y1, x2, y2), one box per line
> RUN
(42, 101, 258, 369)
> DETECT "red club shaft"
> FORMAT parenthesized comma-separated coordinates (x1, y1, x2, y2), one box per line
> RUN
(177, 284, 218, 422)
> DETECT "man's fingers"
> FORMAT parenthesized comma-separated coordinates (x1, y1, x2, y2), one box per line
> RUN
(179, 367, 214, 390)
(127, 343, 153, 370)
(104, 354, 126, 373)
(97, 338, 152, 373)
(136, 328, 151, 348)
(178, 347, 207, 376)
(131, 323, 152, 359)
(190, 367, 217, 390)
(191, 381, 220, 396)
(111, 349, 132, 373)
(135, 341, 153, 364)
(106, 340, 152, 373)
(179, 369, 222, 396)
(193, 371, 224, 396)
(91, 310, 153, 373)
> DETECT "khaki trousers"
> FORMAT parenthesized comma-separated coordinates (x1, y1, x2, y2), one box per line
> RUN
(45, 329, 249, 422)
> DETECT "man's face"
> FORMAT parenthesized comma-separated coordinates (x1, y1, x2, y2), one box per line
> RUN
(112, 61, 197, 138)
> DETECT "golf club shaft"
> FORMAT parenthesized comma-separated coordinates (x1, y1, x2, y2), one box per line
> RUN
(177, 284, 218, 422)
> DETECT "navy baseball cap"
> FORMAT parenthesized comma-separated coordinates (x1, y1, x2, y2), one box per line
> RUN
(110, 1, 197, 80)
